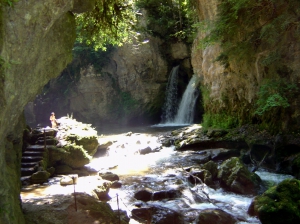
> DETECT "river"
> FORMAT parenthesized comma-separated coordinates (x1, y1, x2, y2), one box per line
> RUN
(21, 124, 294, 223)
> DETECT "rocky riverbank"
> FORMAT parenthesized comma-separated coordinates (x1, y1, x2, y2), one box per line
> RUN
(21, 122, 300, 223)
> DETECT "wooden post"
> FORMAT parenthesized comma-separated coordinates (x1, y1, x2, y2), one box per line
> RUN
(116, 194, 120, 224)
(72, 176, 77, 212)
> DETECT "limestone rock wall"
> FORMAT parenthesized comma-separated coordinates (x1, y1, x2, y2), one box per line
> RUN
(192, 0, 300, 130)
(70, 36, 169, 125)
(0, 1, 93, 223)
(26, 35, 193, 127)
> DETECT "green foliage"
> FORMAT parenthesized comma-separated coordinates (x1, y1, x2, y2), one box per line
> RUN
(202, 112, 238, 130)
(135, 0, 198, 43)
(0, 0, 18, 7)
(75, 0, 136, 50)
(254, 179, 300, 224)
(200, 0, 300, 62)
(255, 78, 298, 116)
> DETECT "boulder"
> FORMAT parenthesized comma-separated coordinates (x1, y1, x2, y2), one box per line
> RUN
(202, 160, 218, 179)
(110, 181, 122, 188)
(131, 205, 184, 224)
(60, 144, 92, 168)
(55, 164, 73, 174)
(30, 171, 50, 184)
(152, 189, 181, 201)
(93, 180, 112, 201)
(94, 140, 113, 157)
(134, 188, 153, 202)
(217, 157, 261, 195)
(98, 172, 119, 181)
(188, 169, 214, 187)
(248, 178, 300, 224)
(195, 209, 237, 224)
(60, 175, 76, 185)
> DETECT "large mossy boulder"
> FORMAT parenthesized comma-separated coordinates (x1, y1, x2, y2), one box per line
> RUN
(217, 157, 261, 195)
(248, 178, 300, 224)
(60, 144, 92, 168)
(56, 117, 99, 157)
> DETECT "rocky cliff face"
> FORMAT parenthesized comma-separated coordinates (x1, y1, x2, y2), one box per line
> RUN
(25, 35, 193, 128)
(192, 0, 300, 131)
(0, 1, 93, 223)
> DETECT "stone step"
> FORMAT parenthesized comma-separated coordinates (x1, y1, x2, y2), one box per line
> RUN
(21, 167, 36, 176)
(21, 162, 38, 168)
(20, 176, 31, 185)
(21, 156, 43, 163)
(26, 145, 47, 151)
(35, 139, 57, 145)
(23, 151, 44, 157)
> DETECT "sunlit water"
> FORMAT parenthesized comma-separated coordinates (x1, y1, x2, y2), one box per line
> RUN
(21, 125, 295, 224)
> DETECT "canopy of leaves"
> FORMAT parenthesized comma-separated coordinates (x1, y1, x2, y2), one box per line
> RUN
(135, 0, 198, 43)
(75, 0, 137, 50)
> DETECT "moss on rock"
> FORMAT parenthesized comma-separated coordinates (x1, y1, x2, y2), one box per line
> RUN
(249, 178, 300, 224)
(61, 144, 91, 168)
(217, 157, 261, 195)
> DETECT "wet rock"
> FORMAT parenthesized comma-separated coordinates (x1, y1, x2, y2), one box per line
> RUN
(131, 207, 152, 222)
(139, 146, 152, 155)
(206, 129, 228, 138)
(46, 167, 55, 176)
(94, 141, 112, 157)
(60, 174, 78, 185)
(93, 180, 112, 201)
(211, 148, 240, 161)
(98, 172, 119, 181)
(195, 209, 237, 224)
(110, 181, 122, 188)
(217, 157, 261, 195)
(188, 169, 214, 187)
(152, 189, 182, 201)
(131, 205, 184, 224)
(30, 171, 50, 184)
(55, 164, 73, 174)
(248, 178, 300, 224)
(134, 188, 153, 202)
(202, 160, 218, 179)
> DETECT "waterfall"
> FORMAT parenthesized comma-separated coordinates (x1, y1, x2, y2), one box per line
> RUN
(161, 66, 179, 123)
(159, 69, 199, 126)
(173, 75, 199, 124)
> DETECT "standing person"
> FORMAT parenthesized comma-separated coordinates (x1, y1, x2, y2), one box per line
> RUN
(50, 112, 57, 128)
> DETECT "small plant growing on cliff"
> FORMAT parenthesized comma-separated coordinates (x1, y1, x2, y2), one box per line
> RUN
(255, 78, 298, 116)
(0, 0, 17, 7)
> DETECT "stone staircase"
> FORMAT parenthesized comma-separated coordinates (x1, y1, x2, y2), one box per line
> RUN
(21, 128, 57, 184)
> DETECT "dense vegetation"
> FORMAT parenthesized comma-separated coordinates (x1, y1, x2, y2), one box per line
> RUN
(75, 0, 136, 50)
(134, 0, 198, 43)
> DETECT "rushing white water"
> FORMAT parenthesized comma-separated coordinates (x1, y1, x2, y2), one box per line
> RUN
(161, 66, 179, 123)
(159, 71, 199, 126)
(173, 75, 199, 124)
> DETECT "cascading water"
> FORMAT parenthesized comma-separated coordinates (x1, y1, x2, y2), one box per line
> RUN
(161, 66, 179, 123)
(173, 75, 199, 124)
(160, 69, 199, 125)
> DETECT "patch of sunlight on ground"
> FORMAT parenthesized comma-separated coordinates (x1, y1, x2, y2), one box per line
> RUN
(21, 176, 101, 200)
